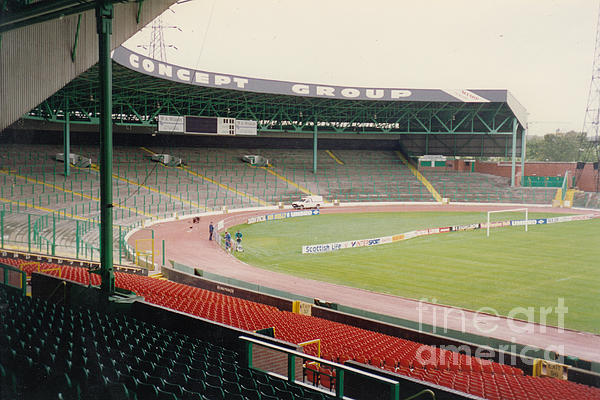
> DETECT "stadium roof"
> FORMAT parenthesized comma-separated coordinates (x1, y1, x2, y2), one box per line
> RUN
(22, 46, 527, 156)
(111, 47, 528, 126)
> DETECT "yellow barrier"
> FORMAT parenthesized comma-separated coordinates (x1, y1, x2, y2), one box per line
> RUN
(532, 359, 568, 380)
(135, 238, 155, 270)
(37, 266, 62, 278)
(298, 339, 321, 360)
(395, 151, 443, 203)
(292, 300, 313, 316)
(325, 150, 345, 165)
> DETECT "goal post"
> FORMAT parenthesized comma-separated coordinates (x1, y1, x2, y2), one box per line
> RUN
(486, 208, 528, 237)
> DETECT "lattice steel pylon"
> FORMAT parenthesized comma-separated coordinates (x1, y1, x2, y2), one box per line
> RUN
(579, 2, 600, 191)
(137, 15, 181, 62)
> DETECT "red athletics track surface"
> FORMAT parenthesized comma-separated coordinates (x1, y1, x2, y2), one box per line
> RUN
(129, 203, 600, 363)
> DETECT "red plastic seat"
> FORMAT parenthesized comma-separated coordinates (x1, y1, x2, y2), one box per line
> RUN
(319, 367, 336, 390)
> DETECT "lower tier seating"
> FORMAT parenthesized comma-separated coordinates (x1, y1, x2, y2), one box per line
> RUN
(0, 284, 334, 400)
(4, 259, 600, 400)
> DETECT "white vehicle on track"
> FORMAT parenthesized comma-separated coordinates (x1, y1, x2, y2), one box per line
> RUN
(291, 195, 323, 209)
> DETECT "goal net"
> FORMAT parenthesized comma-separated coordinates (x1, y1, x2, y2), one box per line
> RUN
(486, 208, 528, 237)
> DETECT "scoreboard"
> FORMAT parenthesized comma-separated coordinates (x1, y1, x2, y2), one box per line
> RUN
(185, 116, 217, 134)
(158, 115, 256, 135)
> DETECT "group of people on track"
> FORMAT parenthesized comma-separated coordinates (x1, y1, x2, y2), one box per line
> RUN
(208, 221, 243, 252)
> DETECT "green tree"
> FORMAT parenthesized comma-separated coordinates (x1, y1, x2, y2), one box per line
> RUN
(527, 131, 596, 162)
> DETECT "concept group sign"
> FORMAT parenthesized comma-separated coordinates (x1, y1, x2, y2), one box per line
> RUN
(113, 47, 514, 104)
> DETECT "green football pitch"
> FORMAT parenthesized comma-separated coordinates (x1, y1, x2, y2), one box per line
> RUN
(232, 211, 600, 334)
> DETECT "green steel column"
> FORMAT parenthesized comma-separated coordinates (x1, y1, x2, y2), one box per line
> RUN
(52, 213, 56, 256)
(390, 382, 400, 400)
(511, 118, 517, 187)
(21, 270, 26, 296)
(313, 120, 318, 174)
(287, 354, 295, 383)
(246, 342, 253, 368)
(335, 368, 344, 398)
(64, 96, 70, 177)
(27, 214, 31, 253)
(71, 14, 82, 62)
(97, 1, 115, 295)
(76, 220, 80, 259)
(0, 210, 3, 248)
(521, 127, 527, 184)
(119, 225, 123, 265)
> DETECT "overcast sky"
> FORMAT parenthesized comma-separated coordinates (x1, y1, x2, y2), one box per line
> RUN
(123, 0, 599, 136)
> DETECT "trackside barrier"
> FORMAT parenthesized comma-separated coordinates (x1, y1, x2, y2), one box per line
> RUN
(302, 213, 599, 254)
(170, 260, 314, 304)
(240, 335, 401, 400)
(0, 263, 26, 296)
(247, 209, 319, 224)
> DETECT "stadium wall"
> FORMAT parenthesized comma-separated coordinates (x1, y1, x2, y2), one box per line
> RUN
(164, 263, 295, 312)
(475, 161, 598, 192)
(474, 161, 522, 179)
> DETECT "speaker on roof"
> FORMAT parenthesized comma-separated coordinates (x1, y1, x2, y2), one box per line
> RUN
(576, 162, 586, 170)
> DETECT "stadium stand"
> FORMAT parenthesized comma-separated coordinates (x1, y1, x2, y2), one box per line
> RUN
(422, 171, 557, 204)
(1, 145, 564, 227)
(4, 259, 600, 400)
(255, 149, 433, 202)
(0, 143, 596, 310)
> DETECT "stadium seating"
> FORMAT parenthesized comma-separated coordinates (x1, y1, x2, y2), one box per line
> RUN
(422, 170, 557, 204)
(0, 283, 335, 400)
(5, 259, 600, 400)
(3, 144, 588, 264)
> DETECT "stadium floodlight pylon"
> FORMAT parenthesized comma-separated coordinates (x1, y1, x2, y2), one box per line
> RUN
(578, 2, 600, 190)
(486, 208, 528, 237)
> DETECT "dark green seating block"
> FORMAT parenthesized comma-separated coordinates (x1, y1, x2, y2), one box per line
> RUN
(0, 284, 335, 400)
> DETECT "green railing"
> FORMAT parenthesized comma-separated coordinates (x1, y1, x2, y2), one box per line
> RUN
(240, 335, 403, 400)
(0, 263, 27, 296)
(561, 173, 569, 202)
(0, 208, 137, 264)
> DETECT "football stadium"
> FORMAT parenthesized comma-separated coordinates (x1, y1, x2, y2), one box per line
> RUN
(1, 2, 600, 400)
